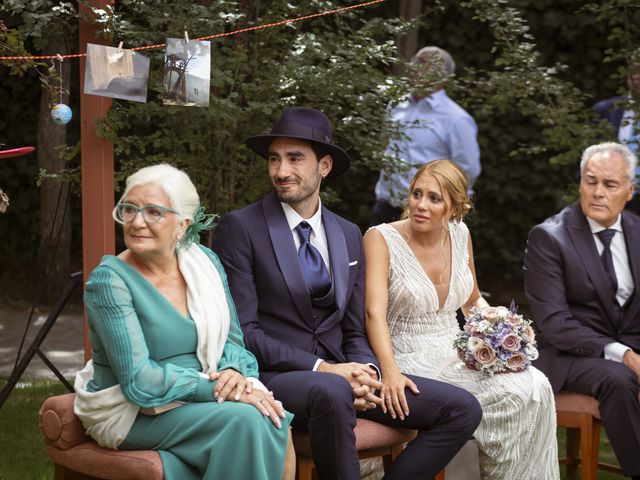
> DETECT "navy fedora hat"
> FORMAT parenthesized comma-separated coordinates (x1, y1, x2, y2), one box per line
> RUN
(245, 107, 351, 177)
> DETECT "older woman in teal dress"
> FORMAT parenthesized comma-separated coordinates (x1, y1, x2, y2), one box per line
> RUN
(74, 164, 295, 480)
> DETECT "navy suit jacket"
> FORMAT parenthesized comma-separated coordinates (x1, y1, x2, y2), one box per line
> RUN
(523, 202, 640, 391)
(593, 95, 627, 133)
(211, 191, 378, 384)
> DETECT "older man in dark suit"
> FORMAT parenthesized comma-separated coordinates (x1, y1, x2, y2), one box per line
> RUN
(212, 107, 481, 480)
(524, 142, 640, 479)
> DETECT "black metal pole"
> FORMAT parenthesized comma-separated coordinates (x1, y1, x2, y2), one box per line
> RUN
(0, 271, 82, 409)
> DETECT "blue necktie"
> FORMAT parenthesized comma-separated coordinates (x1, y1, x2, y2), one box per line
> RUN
(295, 221, 331, 298)
(597, 229, 618, 292)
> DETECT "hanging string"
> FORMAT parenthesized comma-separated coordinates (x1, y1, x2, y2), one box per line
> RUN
(56, 54, 63, 104)
(0, 0, 385, 62)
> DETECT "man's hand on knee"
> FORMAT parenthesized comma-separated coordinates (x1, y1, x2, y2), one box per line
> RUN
(623, 350, 640, 381)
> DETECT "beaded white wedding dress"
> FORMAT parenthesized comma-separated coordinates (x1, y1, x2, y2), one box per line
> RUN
(373, 221, 560, 479)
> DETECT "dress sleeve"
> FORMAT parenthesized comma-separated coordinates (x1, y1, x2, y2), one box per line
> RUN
(199, 246, 260, 378)
(84, 266, 215, 406)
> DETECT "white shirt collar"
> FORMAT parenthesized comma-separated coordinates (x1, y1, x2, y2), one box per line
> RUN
(408, 89, 447, 108)
(586, 214, 623, 234)
(281, 199, 323, 233)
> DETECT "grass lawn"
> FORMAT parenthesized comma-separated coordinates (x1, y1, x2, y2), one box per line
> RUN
(0, 378, 628, 479)
(0, 379, 68, 480)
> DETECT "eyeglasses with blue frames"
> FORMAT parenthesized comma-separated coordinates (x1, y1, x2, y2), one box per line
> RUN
(112, 203, 179, 225)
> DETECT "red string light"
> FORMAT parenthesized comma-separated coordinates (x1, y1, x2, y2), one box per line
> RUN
(0, 0, 385, 62)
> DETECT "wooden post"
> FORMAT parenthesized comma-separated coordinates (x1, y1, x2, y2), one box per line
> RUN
(79, 0, 116, 360)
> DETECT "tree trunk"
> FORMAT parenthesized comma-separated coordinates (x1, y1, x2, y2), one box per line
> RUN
(397, 0, 423, 66)
(36, 35, 72, 301)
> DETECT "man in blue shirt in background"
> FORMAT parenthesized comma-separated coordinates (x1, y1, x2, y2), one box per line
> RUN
(594, 61, 640, 215)
(371, 46, 480, 225)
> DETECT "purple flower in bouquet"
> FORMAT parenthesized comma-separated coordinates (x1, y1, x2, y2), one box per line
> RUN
(453, 301, 539, 376)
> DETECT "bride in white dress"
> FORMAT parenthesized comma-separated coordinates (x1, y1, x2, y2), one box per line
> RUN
(364, 160, 559, 479)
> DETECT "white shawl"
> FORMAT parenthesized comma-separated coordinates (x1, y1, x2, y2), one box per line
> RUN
(74, 244, 231, 449)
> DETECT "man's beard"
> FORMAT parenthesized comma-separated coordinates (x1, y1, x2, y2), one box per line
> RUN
(274, 173, 322, 205)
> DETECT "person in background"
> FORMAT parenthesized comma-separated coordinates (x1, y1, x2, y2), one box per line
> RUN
(594, 62, 640, 214)
(212, 107, 482, 480)
(524, 142, 640, 480)
(371, 46, 480, 226)
(74, 164, 294, 480)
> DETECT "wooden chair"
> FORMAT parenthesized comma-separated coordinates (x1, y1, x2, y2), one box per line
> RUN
(555, 391, 623, 480)
(292, 418, 445, 480)
(39, 393, 163, 480)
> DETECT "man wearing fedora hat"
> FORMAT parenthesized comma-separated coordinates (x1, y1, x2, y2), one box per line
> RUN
(212, 107, 481, 480)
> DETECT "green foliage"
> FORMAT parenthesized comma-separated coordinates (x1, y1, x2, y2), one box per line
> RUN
(414, 0, 639, 291)
(94, 0, 408, 221)
(2, 0, 640, 299)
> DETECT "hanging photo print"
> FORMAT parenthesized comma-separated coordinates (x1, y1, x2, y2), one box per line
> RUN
(163, 38, 211, 107)
(84, 43, 150, 103)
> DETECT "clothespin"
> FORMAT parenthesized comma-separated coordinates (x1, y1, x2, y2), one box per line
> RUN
(184, 30, 189, 44)
(55, 53, 64, 63)
(117, 41, 123, 53)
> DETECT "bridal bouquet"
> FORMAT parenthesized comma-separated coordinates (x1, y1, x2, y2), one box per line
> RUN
(453, 302, 539, 376)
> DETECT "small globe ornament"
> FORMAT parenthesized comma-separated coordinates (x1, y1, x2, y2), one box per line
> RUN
(51, 104, 72, 125)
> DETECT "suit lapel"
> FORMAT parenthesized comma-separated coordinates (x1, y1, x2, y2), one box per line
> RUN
(262, 192, 315, 326)
(566, 203, 619, 326)
(622, 212, 640, 320)
(322, 209, 348, 312)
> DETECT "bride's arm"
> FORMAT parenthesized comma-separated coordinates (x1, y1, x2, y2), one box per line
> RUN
(363, 228, 419, 419)
(363, 229, 397, 377)
(461, 230, 489, 317)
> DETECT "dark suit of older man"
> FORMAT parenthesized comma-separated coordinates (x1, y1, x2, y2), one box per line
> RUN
(524, 142, 640, 479)
(212, 107, 481, 480)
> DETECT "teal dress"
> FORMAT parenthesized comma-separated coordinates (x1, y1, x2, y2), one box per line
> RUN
(84, 245, 292, 480)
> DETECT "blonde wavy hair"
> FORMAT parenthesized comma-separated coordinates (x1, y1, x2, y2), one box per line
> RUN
(405, 159, 472, 223)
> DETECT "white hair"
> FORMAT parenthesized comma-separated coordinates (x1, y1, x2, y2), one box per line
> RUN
(580, 142, 638, 184)
(118, 164, 199, 221)
(412, 46, 456, 76)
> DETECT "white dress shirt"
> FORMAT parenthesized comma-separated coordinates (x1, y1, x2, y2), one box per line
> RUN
(280, 201, 380, 380)
(586, 215, 635, 362)
(281, 200, 331, 272)
(281, 200, 329, 371)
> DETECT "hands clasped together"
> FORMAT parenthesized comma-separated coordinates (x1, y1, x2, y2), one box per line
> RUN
(318, 361, 420, 419)
(209, 369, 287, 429)
(314, 361, 386, 414)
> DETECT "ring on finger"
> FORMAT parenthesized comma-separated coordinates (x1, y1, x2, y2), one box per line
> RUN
(259, 398, 268, 404)
(385, 395, 392, 400)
